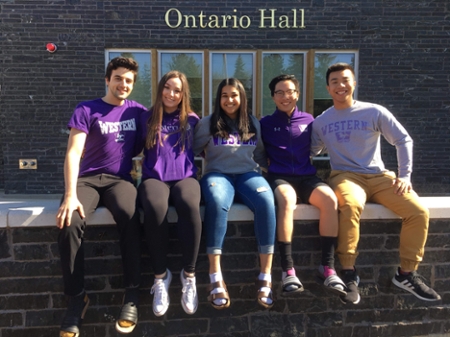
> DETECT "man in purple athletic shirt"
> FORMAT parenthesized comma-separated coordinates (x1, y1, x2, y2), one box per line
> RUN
(56, 57, 147, 336)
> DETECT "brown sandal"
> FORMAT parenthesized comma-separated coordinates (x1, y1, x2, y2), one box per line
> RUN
(207, 280, 231, 310)
(256, 279, 274, 309)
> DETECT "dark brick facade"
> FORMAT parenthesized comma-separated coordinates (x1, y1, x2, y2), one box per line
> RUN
(0, 0, 449, 194)
(0, 218, 449, 336)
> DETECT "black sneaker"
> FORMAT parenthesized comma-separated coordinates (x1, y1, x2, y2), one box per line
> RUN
(392, 267, 441, 301)
(339, 268, 361, 304)
(60, 292, 90, 337)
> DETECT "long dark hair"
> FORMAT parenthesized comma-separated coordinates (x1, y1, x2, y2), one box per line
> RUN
(145, 70, 192, 152)
(209, 78, 256, 141)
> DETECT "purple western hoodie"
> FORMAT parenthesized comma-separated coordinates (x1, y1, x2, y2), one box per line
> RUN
(138, 109, 199, 182)
(260, 107, 317, 176)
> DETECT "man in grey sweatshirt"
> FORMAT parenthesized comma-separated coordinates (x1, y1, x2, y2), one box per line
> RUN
(311, 63, 441, 304)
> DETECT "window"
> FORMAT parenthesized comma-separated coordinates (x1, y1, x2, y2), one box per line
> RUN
(106, 49, 358, 118)
(313, 51, 358, 117)
(261, 52, 306, 116)
(107, 51, 152, 108)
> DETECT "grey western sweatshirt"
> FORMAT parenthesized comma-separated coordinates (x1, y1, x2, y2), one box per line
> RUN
(311, 101, 413, 181)
(193, 115, 267, 175)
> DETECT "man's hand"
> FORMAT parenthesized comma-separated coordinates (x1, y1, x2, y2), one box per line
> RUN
(57, 128, 87, 229)
(392, 177, 412, 196)
(56, 196, 85, 229)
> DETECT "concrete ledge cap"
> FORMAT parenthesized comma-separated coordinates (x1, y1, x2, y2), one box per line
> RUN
(0, 195, 449, 228)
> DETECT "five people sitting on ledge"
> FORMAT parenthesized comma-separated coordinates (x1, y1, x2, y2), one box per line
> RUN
(55, 58, 441, 336)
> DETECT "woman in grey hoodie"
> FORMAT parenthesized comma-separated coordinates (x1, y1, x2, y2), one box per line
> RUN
(194, 78, 276, 310)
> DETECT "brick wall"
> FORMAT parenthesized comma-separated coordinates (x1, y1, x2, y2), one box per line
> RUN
(0, 218, 449, 336)
(0, 0, 449, 194)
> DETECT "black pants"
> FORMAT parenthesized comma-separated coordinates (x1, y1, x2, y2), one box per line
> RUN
(138, 177, 202, 275)
(58, 174, 141, 296)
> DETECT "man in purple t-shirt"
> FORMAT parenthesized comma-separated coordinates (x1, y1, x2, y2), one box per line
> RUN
(56, 57, 147, 336)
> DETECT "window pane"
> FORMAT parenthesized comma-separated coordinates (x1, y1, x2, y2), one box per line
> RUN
(262, 53, 304, 116)
(108, 52, 152, 108)
(314, 52, 356, 117)
(160, 52, 203, 117)
(210, 53, 254, 115)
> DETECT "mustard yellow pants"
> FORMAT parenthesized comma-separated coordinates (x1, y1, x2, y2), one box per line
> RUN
(329, 170, 429, 271)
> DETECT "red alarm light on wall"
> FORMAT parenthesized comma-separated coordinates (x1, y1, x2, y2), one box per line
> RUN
(46, 42, 57, 53)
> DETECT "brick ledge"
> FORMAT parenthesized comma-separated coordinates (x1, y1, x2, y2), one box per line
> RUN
(0, 196, 449, 228)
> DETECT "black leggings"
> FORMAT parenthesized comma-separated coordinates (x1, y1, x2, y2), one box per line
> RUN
(138, 178, 202, 275)
(58, 174, 141, 296)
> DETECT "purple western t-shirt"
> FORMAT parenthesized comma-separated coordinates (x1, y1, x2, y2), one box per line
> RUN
(138, 109, 199, 182)
(68, 98, 147, 181)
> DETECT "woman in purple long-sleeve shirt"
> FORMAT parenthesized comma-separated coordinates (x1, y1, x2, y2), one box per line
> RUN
(137, 71, 202, 317)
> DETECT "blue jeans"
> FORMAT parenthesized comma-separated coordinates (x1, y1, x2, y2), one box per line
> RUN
(200, 171, 276, 255)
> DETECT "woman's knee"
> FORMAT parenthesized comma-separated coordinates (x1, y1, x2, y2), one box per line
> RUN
(172, 188, 201, 211)
(113, 207, 137, 224)
(202, 184, 233, 209)
(254, 188, 275, 210)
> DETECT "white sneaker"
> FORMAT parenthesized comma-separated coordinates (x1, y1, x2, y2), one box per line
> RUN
(180, 269, 198, 315)
(151, 269, 172, 316)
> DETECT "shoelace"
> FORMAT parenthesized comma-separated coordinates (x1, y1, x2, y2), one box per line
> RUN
(182, 278, 196, 303)
(408, 272, 425, 285)
(151, 280, 167, 305)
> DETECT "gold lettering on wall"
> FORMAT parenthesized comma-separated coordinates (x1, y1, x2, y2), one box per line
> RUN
(165, 8, 182, 28)
(259, 9, 277, 28)
(259, 9, 305, 28)
(164, 8, 305, 29)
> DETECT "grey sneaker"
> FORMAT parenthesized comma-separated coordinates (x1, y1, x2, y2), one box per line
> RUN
(151, 269, 172, 316)
(180, 269, 198, 314)
(339, 268, 360, 304)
